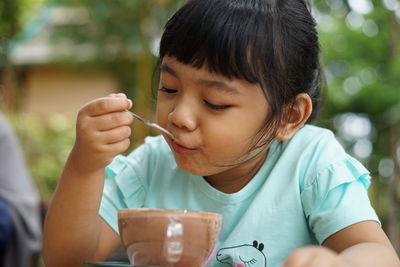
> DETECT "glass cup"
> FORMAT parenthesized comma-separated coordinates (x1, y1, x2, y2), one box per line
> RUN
(118, 209, 222, 267)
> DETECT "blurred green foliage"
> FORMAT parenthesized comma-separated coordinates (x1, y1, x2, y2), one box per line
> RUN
(7, 113, 75, 202)
(0, 0, 46, 33)
(8, 0, 184, 95)
(1, 0, 47, 66)
(313, 0, 400, 234)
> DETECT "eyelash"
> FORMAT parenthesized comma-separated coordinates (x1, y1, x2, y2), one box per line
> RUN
(159, 86, 177, 94)
(204, 100, 230, 110)
(159, 86, 230, 111)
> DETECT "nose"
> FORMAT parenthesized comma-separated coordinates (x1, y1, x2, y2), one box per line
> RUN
(168, 99, 197, 132)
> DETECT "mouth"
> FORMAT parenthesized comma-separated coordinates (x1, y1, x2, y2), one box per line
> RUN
(171, 141, 197, 154)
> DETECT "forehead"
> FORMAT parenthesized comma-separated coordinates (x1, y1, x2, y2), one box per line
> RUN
(161, 57, 231, 80)
(160, 56, 263, 95)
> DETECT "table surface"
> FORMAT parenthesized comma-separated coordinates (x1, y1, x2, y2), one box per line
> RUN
(85, 262, 169, 267)
(84, 262, 131, 267)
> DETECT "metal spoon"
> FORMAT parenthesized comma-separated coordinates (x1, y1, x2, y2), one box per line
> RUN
(125, 110, 174, 140)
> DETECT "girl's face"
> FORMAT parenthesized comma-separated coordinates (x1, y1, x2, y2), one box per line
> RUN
(156, 56, 270, 191)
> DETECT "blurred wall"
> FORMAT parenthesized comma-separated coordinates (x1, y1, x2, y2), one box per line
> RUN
(22, 67, 117, 118)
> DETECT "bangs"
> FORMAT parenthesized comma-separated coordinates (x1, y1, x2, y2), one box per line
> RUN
(159, 0, 271, 84)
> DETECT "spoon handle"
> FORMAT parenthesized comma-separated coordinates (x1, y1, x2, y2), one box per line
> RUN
(125, 110, 174, 140)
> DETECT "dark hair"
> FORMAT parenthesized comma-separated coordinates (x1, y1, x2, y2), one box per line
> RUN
(159, 0, 321, 149)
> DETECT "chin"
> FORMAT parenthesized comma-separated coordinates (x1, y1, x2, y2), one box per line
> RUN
(174, 159, 211, 176)
(176, 162, 202, 175)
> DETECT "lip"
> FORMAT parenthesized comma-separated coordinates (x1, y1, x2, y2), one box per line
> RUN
(172, 141, 197, 154)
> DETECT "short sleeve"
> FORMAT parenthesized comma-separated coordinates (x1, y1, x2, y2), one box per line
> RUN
(301, 157, 380, 244)
(99, 155, 147, 234)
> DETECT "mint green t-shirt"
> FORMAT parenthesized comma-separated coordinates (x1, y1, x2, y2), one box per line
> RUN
(99, 125, 379, 267)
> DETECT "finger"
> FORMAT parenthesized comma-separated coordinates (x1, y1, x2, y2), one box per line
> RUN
(116, 92, 128, 98)
(94, 111, 133, 131)
(304, 253, 332, 267)
(308, 249, 348, 267)
(104, 138, 131, 153)
(100, 126, 131, 144)
(284, 247, 315, 267)
(108, 92, 128, 98)
(83, 97, 132, 117)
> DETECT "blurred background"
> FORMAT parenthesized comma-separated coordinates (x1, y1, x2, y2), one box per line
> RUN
(0, 0, 399, 264)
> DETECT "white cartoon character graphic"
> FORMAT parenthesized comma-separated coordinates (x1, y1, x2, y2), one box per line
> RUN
(216, 240, 267, 267)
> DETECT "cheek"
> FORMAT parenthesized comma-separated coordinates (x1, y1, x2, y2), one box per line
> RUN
(207, 113, 264, 143)
(202, 114, 266, 158)
(202, 127, 254, 163)
(156, 101, 169, 125)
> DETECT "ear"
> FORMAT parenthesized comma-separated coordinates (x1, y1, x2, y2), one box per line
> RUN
(276, 93, 312, 141)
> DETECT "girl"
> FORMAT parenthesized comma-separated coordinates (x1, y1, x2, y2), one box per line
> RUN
(43, 0, 400, 266)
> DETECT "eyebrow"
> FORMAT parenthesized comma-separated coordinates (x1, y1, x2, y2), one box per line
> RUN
(160, 63, 178, 77)
(160, 63, 240, 95)
(197, 79, 240, 95)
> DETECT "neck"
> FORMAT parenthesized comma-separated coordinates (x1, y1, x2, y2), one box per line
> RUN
(204, 150, 268, 194)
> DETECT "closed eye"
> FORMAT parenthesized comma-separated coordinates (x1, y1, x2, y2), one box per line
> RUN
(204, 100, 230, 110)
(159, 86, 178, 93)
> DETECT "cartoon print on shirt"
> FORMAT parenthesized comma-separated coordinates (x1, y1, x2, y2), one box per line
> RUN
(216, 240, 267, 267)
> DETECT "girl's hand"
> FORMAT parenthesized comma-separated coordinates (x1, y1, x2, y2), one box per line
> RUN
(284, 246, 354, 267)
(70, 93, 133, 175)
